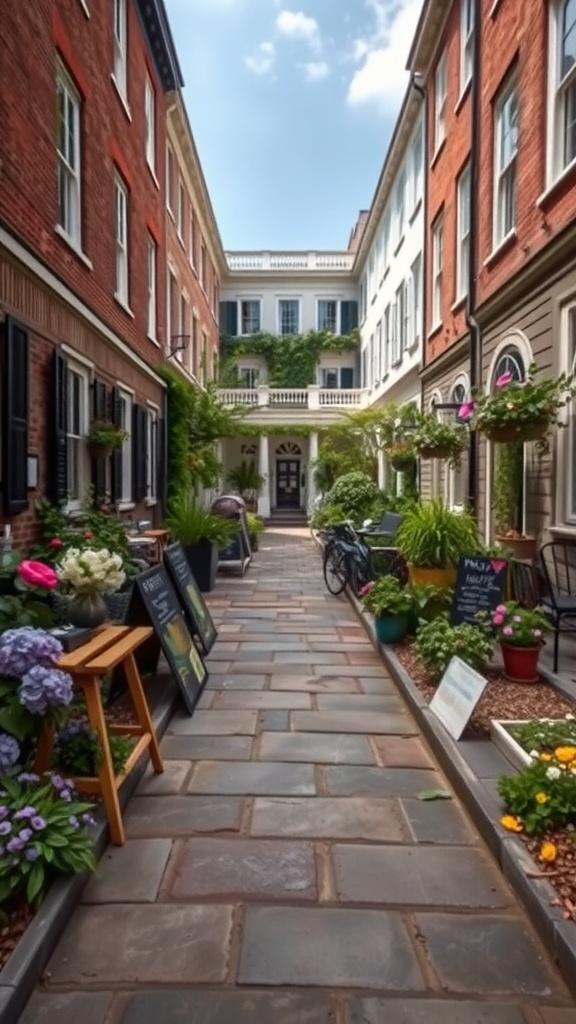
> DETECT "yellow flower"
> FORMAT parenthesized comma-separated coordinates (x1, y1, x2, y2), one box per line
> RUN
(539, 841, 558, 864)
(555, 746, 576, 763)
(535, 792, 549, 804)
(500, 815, 523, 832)
(539, 753, 552, 762)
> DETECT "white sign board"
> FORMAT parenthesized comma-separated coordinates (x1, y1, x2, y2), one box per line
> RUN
(429, 656, 488, 740)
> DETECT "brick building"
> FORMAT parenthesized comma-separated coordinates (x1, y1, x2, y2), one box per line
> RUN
(0, 0, 182, 545)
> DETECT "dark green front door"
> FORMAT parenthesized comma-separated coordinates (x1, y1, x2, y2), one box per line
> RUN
(276, 459, 300, 507)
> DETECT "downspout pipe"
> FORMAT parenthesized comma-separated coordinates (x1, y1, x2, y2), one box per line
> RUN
(410, 72, 427, 496)
(465, 0, 483, 514)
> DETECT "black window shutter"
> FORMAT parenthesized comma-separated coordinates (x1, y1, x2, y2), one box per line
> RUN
(2, 317, 29, 515)
(341, 301, 358, 334)
(157, 416, 166, 507)
(132, 404, 147, 502)
(340, 367, 354, 388)
(219, 301, 237, 336)
(91, 380, 108, 505)
(50, 348, 68, 505)
(110, 387, 123, 504)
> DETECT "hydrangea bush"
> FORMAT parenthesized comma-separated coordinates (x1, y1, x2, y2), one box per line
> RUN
(0, 627, 73, 751)
(57, 548, 125, 595)
(481, 602, 550, 648)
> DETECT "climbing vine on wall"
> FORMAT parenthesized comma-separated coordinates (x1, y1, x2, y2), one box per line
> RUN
(218, 329, 360, 389)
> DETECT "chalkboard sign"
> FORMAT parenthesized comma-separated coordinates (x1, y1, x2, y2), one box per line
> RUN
(451, 555, 508, 626)
(164, 543, 217, 654)
(218, 511, 251, 574)
(125, 565, 207, 714)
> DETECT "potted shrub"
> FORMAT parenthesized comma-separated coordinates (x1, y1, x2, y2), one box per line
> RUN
(85, 420, 128, 459)
(412, 414, 469, 468)
(459, 363, 576, 452)
(226, 460, 265, 511)
(413, 614, 495, 682)
(492, 442, 536, 560)
(246, 512, 264, 551)
(395, 499, 480, 588)
(164, 492, 239, 591)
(385, 440, 417, 473)
(486, 601, 550, 683)
(359, 576, 413, 644)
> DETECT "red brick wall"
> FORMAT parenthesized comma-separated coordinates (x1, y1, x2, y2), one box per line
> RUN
(0, 0, 167, 361)
(476, 0, 576, 307)
(425, 1, 472, 366)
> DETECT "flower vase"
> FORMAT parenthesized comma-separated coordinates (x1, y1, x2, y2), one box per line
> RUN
(67, 591, 108, 629)
(500, 643, 540, 684)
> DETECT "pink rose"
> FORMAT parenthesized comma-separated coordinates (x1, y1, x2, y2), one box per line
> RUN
(49, 538, 62, 548)
(458, 401, 475, 420)
(359, 581, 375, 597)
(502, 626, 513, 636)
(84, 530, 93, 539)
(492, 614, 504, 626)
(17, 560, 58, 590)
(496, 371, 513, 387)
(533, 629, 542, 637)
(495, 604, 507, 614)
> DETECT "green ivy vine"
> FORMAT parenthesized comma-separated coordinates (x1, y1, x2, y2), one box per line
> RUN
(219, 329, 360, 389)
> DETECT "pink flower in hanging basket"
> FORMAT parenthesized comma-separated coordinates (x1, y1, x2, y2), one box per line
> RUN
(496, 371, 513, 387)
(458, 401, 475, 420)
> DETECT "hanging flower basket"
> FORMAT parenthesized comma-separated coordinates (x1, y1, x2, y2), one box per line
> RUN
(88, 442, 114, 460)
(390, 454, 416, 472)
(482, 419, 550, 444)
(418, 445, 452, 460)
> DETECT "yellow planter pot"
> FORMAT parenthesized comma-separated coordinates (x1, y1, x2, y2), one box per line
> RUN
(408, 565, 457, 589)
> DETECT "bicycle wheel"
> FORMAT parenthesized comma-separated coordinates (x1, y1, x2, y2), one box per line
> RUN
(348, 554, 371, 596)
(323, 546, 347, 595)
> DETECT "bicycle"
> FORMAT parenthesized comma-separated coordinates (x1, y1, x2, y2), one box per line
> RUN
(320, 521, 409, 597)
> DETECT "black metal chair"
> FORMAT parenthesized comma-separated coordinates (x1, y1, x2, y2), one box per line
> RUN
(508, 558, 540, 609)
(537, 542, 576, 674)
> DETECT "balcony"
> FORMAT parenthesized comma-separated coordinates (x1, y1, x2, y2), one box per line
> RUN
(225, 251, 355, 273)
(218, 385, 369, 410)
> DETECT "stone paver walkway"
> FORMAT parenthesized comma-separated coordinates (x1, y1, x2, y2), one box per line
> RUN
(21, 529, 576, 1023)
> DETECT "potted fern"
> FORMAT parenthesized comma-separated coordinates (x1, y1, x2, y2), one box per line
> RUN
(395, 499, 481, 588)
(226, 460, 265, 511)
(164, 492, 240, 591)
(85, 420, 128, 459)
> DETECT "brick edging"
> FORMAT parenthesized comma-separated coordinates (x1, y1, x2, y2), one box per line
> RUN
(0, 674, 180, 1024)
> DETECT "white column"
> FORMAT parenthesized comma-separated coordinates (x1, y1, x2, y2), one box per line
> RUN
(377, 448, 386, 490)
(257, 433, 270, 517)
(307, 431, 319, 510)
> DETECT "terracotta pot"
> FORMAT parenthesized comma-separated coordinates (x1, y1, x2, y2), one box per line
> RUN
(495, 534, 537, 562)
(483, 420, 549, 444)
(408, 565, 457, 589)
(500, 642, 540, 683)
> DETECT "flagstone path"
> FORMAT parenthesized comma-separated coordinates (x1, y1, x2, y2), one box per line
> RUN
(20, 528, 576, 1023)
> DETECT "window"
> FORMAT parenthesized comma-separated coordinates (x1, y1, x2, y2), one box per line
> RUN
(56, 66, 81, 246)
(494, 76, 518, 245)
(411, 254, 422, 349)
(412, 127, 423, 209)
(278, 299, 299, 335)
(549, 0, 576, 179)
(167, 267, 178, 345)
(118, 389, 132, 504)
(360, 275, 367, 320)
(460, 0, 475, 90)
(432, 213, 444, 327)
(375, 320, 383, 381)
(434, 52, 447, 151)
(145, 407, 158, 502)
(113, 0, 127, 99)
(403, 279, 411, 352)
(201, 331, 208, 385)
(166, 146, 175, 215)
(200, 243, 207, 289)
(318, 300, 338, 332)
(449, 381, 467, 509)
(395, 285, 405, 362)
(178, 181, 185, 240)
(114, 174, 129, 305)
(147, 235, 156, 339)
(383, 212, 391, 271)
(240, 300, 261, 335)
(191, 314, 198, 376)
(239, 367, 260, 389)
(368, 251, 376, 300)
(320, 368, 339, 389)
(179, 293, 188, 364)
(393, 169, 406, 246)
(456, 163, 471, 300)
(144, 75, 155, 171)
(189, 209, 195, 266)
(66, 365, 88, 505)
(384, 304, 391, 377)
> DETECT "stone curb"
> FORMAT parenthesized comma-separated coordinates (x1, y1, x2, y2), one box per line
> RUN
(348, 591, 576, 999)
(0, 673, 180, 1024)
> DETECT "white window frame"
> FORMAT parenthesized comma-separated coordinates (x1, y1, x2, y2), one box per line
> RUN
(317, 299, 339, 333)
(431, 214, 444, 329)
(547, 0, 576, 184)
(200, 243, 207, 290)
(460, 0, 475, 93)
(189, 209, 195, 266)
(166, 146, 175, 216)
(403, 278, 411, 352)
(114, 174, 129, 306)
(434, 52, 447, 153)
(118, 387, 133, 506)
(56, 64, 82, 248)
(383, 212, 391, 271)
(144, 74, 155, 172)
(394, 285, 404, 363)
(178, 181, 185, 241)
(412, 127, 423, 210)
(179, 292, 188, 365)
(145, 406, 158, 503)
(112, 0, 127, 100)
(384, 304, 391, 376)
(239, 299, 261, 335)
(147, 235, 157, 340)
(411, 254, 422, 350)
(394, 168, 406, 247)
(66, 362, 89, 511)
(456, 163, 471, 300)
(278, 298, 300, 336)
(167, 267, 178, 347)
(493, 74, 518, 247)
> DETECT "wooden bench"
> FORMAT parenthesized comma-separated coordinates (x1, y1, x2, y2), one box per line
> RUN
(35, 625, 163, 845)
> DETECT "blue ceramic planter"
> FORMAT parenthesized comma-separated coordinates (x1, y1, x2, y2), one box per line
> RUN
(374, 613, 409, 644)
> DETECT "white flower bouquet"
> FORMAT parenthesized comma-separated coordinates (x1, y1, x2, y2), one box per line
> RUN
(57, 548, 126, 595)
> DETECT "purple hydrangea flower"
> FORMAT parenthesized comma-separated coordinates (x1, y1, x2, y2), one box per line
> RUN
(69, 815, 79, 829)
(24, 847, 39, 861)
(30, 815, 46, 831)
(0, 821, 12, 836)
(17, 773, 40, 784)
(0, 806, 8, 820)
(18, 666, 73, 714)
(6, 836, 25, 854)
(0, 732, 20, 770)
(14, 806, 36, 820)
(0, 627, 63, 678)
(81, 813, 96, 827)
(18, 827, 33, 843)
(59, 789, 72, 803)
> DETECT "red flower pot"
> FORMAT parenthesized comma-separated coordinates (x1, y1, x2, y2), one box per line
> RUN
(500, 643, 540, 684)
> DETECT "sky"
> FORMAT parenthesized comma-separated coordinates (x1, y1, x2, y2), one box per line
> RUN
(163, 0, 424, 252)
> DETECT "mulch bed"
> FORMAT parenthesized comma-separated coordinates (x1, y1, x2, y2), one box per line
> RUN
(0, 903, 34, 973)
(391, 638, 576, 924)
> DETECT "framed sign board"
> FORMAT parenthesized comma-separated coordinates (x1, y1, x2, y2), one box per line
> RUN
(218, 511, 251, 576)
(124, 565, 207, 714)
(164, 543, 217, 654)
(451, 556, 508, 627)
(429, 656, 488, 740)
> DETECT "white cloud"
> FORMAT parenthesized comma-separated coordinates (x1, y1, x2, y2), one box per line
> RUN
(303, 61, 330, 80)
(276, 10, 321, 52)
(347, 0, 423, 111)
(245, 40, 275, 75)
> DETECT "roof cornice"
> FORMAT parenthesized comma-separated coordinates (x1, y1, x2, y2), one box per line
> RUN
(407, 0, 452, 75)
(135, 0, 184, 91)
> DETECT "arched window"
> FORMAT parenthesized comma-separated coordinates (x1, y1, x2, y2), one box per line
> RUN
(449, 377, 469, 509)
(276, 442, 302, 456)
(491, 346, 525, 536)
(492, 348, 525, 385)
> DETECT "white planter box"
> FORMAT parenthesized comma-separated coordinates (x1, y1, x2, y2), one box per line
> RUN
(490, 718, 575, 772)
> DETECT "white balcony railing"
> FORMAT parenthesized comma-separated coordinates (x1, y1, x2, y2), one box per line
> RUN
(218, 385, 368, 410)
(225, 251, 355, 272)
